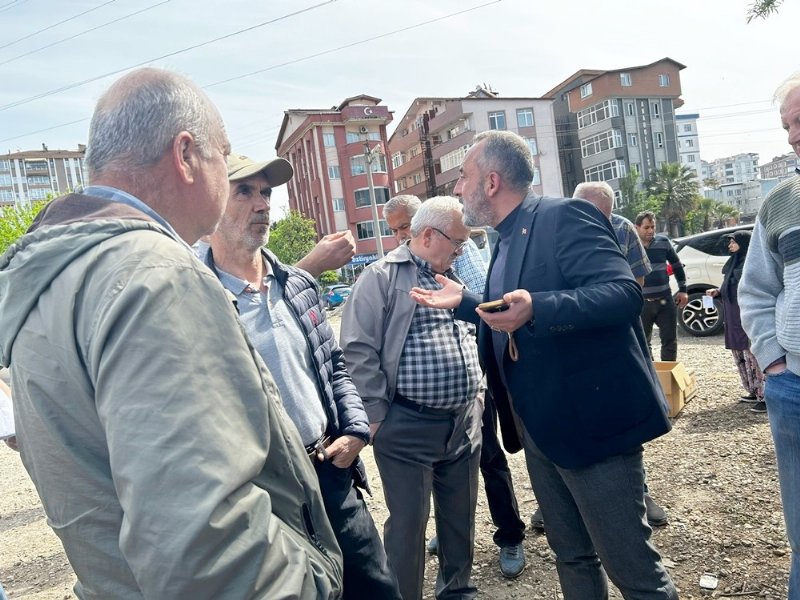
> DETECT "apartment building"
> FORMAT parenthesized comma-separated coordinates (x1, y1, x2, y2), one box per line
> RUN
(544, 58, 685, 205)
(275, 95, 394, 266)
(760, 152, 800, 180)
(387, 86, 563, 206)
(703, 153, 760, 184)
(675, 113, 701, 177)
(704, 178, 781, 219)
(0, 145, 87, 205)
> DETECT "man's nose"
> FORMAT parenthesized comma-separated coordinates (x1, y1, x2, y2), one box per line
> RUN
(453, 178, 464, 197)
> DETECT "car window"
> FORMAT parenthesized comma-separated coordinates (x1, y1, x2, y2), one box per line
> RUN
(685, 234, 730, 257)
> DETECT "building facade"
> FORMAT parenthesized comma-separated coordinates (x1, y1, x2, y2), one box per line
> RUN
(0, 145, 87, 206)
(544, 58, 686, 206)
(387, 87, 563, 205)
(704, 178, 781, 220)
(675, 113, 701, 178)
(275, 95, 395, 266)
(704, 153, 760, 185)
(760, 152, 800, 180)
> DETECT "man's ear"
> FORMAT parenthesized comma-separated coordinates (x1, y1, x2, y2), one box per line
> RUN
(484, 171, 501, 197)
(172, 131, 197, 185)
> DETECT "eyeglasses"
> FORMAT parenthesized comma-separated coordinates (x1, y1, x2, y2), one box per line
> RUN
(431, 226, 469, 251)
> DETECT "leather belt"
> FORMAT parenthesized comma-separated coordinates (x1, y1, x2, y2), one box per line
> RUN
(645, 297, 668, 304)
(392, 393, 460, 416)
(305, 435, 332, 463)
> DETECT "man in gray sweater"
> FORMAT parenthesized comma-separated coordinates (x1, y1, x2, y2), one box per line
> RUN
(739, 73, 800, 596)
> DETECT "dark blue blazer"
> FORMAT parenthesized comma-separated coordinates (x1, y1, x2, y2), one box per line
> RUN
(456, 194, 671, 469)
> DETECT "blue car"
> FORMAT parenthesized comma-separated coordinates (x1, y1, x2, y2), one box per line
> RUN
(322, 284, 351, 310)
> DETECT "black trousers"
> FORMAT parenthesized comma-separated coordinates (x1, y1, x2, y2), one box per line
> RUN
(640, 296, 678, 361)
(480, 391, 526, 547)
(315, 460, 402, 600)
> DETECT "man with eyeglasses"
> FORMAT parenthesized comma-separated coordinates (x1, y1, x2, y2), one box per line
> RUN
(383, 194, 528, 578)
(341, 196, 484, 600)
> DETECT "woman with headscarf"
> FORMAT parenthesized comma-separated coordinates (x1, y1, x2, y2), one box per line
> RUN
(707, 229, 766, 413)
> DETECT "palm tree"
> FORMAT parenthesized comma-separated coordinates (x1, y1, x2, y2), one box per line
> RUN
(711, 203, 741, 228)
(646, 163, 700, 237)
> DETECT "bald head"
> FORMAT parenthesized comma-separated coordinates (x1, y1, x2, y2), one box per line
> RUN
(573, 182, 614, 218)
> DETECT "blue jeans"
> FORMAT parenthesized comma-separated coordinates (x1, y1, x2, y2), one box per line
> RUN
(521, 428, 676, 600)
(764, 368, 800, 596)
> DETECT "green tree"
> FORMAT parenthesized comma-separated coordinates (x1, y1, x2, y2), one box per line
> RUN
(747, 0, 783, 22)
(711, 203, 741, 228)
(318, 270, 339, 285)
(696, 197, 717, 231)
(266, 210, 318, 266)
(646, 163, 700, 237)
(618, 191, 664, 223)
(619, 166, 641, 208)
(0, 200, 48, 254)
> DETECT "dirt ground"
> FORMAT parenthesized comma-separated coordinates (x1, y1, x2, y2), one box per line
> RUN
(0, 326, 790, 599)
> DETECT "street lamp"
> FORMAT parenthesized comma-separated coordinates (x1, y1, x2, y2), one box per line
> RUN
(363, 141, 385, 259)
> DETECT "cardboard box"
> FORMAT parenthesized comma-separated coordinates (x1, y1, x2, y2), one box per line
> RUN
(653, 361, 697, 418)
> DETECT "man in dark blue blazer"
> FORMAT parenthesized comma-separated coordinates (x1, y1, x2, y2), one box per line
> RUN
(410, 130, 677, 599)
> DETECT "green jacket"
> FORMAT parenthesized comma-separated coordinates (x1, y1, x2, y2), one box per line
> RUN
(0, 193, 342, 599)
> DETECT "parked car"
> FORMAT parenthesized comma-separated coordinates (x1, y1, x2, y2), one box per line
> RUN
(670, 224, 754, 337)
(321, 284, 351, 310)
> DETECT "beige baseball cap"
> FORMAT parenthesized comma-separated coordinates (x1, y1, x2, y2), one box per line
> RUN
(227, 153, 294, 186)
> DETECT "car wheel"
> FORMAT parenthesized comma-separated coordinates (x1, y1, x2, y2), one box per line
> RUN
(678, 292, 724, 337)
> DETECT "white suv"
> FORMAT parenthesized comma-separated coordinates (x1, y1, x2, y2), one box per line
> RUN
(670, 224, 754, 336)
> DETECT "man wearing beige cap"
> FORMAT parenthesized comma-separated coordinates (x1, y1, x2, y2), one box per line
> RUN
(198, 153, 401, 599)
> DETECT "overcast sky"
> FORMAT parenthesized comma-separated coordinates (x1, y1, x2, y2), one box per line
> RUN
(1, 0, 798, 216)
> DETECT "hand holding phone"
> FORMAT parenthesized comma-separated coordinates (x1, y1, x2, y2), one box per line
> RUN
(477, 299, 509, 313)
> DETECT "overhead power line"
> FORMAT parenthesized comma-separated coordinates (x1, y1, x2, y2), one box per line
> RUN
(0, 0, 340, 113)
(0, 0, 173, 68)
(0, 0, 30, 14)
(204, 0, 503, 89)
(0, 0, 118, 51)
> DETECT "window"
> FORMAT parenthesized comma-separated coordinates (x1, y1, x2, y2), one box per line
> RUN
(332, 197, 345, 212)
(584, 159, 626, 182)
(0, 190, 13, 201)
(516, 108, 534, 128)
(345, 132, 361, 144)
(525, 137, 538, 156)
(580, 83, 593, 98)
(350, 154, 387, 176)
(577, 100, 620, 129)
(628, 133, 638, 146)
(685, 139, 694, 148)
(354, 187, 390, 208)
(651, 102, 660, 118)
(532, 167, 541, 185)
(687, 154, 696, 163)
(29, 188, 49, 199)
(328, 165, 341, 179)
(580, 130, 623, 158)
(356, 221, 375, 240)
(25, 161, 47, 171)
(0, 160, 9, 170)
(488, 111, 506, 130)
(625, 102, 635, 116)
(27, 175, 50, 185)
(409, 146, 419, 158)
(392, 152, 404, 168)
(658, 73, 670, 87)
(620, 73, 632, 87)
(412, 173, 423, 185)
(440, 146, 469, 173)
(683, 124, 692, 132)
(655, 132, 664, 148)
(0, 174, 11, 185)
(323, 133, 336, 147)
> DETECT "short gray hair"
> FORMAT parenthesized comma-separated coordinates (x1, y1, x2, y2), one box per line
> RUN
(85, 68, 225, 178)
(775, 73, 800, 106)
(383, 194, 421, 218)
(471, 130, 534, 193)
(574, 181, 614, 217)
(410, 196, 464, 237)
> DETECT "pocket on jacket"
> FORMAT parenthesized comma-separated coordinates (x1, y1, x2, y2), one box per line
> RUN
(566, 355, 654, 438)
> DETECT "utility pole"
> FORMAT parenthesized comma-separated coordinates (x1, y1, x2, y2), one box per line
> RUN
(363, 141, 385, 258)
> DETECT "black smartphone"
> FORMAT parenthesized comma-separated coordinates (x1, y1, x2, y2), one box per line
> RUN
(477, 299, 509, 313)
